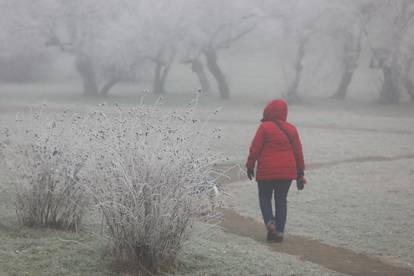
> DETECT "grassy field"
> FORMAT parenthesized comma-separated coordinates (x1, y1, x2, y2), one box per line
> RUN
(0, 221, 345, 276)
(1, 83, 413, 275)
(0, 178, 342, 276)
(221, 102, 414, 269)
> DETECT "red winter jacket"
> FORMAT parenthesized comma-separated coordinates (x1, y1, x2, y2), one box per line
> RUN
(246, 99, 305, 181)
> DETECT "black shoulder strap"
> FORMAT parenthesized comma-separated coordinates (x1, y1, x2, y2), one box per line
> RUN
(272, 120, 299, 170)
(273, 120, 294, 145)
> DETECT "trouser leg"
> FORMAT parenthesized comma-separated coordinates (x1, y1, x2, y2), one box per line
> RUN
(257, 181, 275, 226)
(274, 180, 292, 233)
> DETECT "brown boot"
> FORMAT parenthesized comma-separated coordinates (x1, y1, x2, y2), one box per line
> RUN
(273, 231, 284, 243)
(266, 223, 277, 242)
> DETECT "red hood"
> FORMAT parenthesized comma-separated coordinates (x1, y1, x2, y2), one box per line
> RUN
(261, 99, 288, 122)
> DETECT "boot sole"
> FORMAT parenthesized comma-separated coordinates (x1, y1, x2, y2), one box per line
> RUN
(273, 236, 283, 243)
(266, 232, 277, 242)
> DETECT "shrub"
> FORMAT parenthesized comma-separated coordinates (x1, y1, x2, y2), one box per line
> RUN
(85, 100, 226, 272)
(0, 99, 226, 272)
(0, 109, 90, 231)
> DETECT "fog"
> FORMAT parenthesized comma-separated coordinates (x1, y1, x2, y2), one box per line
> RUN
(1, 1, 414, 275)
(0, 0, 413, 104)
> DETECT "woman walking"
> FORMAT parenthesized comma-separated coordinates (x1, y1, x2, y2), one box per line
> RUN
(246, 99, 306, 242)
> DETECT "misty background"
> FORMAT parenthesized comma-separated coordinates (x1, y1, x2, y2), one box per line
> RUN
(0, 0, 413, 105)
(1, 1, 414, 275)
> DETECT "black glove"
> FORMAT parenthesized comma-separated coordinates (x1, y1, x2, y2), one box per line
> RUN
(297, 178, 305, 190)
(247, 168, 255, 180)
(296, 171, 306, 190)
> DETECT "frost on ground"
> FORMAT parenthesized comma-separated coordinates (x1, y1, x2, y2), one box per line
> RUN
(0, 101, 230, 271)
(1, 98, 414, 274)
(0, 221, 343, 276)
(0, 182, 342, 276)
(217, 101, 414, 268)
(226, 158, 414, 268)
(210, 120, 414, 166)
(171, 224, 344, 276)
(200, 101, 414, 166)
(1, 183, 346, 276)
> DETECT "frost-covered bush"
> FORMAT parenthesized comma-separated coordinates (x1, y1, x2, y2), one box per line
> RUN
(0, 99, 226, 271)
(85, 100, 226, 271)
(0, 109, 90, 231)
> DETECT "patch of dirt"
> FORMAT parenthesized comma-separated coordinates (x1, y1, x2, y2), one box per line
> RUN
(220, 208, 414, 276)
(217, 154, 414, 185)
(297, 123, 414, 135)
(307, 154, 414, 170)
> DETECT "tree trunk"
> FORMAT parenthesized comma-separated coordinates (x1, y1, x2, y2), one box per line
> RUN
(152, 61, 171, 95)
(152, 61, 164, 95)
(286, 39, 306, 103)
(403, 57, 414, 103)
(378, 66, 400, 104)
(203, 47, 230, 100)
(160, 61, 171, 93)
(75, 55, 98, 96)
(376, 1, 413, 105)
(332, 27, 362, 100)
(333, 71, 354, 100)
(404, 78, 414, 103)
(99, 79, 120, 97)
(191, 59, 211, 94)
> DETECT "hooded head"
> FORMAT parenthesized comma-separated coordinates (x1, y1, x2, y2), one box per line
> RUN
(261, 99, 288, 122)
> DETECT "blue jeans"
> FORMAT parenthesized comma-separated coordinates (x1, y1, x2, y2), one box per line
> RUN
(257, 180, 292, 233)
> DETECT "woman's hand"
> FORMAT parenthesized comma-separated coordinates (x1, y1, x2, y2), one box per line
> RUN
(297, 176, 307, 190)
(247, 168, 255, 180)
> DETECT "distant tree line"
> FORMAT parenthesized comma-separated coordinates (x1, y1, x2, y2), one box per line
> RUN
(0, 0, 413, 104)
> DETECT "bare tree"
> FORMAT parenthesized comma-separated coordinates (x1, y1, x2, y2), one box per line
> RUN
(285, 36, 308, 103)
(37, 1, 103, 96)
(327, 1, 363, 100)
(362, 0, 414, 104)
(143, 2, 180, 96)
(181, 42, 211, 94)
(30, 0, 138, 97)
(151, 47, 176, 95)
(185, 0, 260, 99)
(119, 0, 188, 95)
(263, 0, 330, 103)
(402, 56, 414, 102)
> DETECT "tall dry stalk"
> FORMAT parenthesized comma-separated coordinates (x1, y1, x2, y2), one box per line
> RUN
(85, 99, 226, 271)
(0, 99, 226, 272)
(1, 108, 90, 231)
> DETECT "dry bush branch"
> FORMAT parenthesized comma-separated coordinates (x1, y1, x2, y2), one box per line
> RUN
(83, 99, 226, 272)
(1, 108, 90, 231)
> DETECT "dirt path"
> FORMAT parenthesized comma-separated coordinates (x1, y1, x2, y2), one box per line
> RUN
(220, 208, 414, 276)
(220, 153, 414, 275)
(220, 153, 414, 185)
(307, 154, 414, 170)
